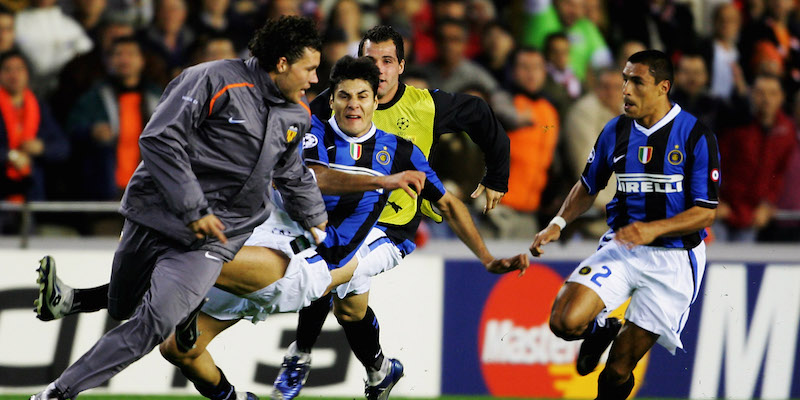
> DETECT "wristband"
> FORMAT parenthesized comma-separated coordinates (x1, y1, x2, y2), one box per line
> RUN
(549, 216, 567, 229)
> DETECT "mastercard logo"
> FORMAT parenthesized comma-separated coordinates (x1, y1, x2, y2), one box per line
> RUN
(478, 264, 649, 398)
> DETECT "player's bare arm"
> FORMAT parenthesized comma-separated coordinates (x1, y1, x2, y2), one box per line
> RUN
(615, 206, 716, 249)
(310, 164, 425, 198)
(436, 192, 529, 275)
(530, 181, 597, 257)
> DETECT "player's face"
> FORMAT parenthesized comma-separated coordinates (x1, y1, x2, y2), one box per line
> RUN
(622, 62, 669, 120)
(362, 39, 405, 100)
(274, 47, 320, 104)
(330, 78, 378, 137)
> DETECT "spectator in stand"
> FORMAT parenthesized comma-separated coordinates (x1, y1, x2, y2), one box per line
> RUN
(379, 0, 431, 64)
(0, 6, 15, 53)
(542, 32, 580, 118)
(544, 32, 581, 100)
(739, 0, 800, 99)
(137, 0, 194, 81)
(706, 3, 747, 102)
(189, 0, 248, 52)
(308, 27, 349, 98)
(66, 36, 160, 202)
(584, 0, 608, 36)
(562, 67, 622, 239)
(0, 51, 69, 202)
(422, 18, 521, 130)
(106, 0, 153, 28)
(671, 53, 723, 133)
(607, 0, 697, 60)
(400, 66, 430, 89)
(717, 74, 797, 241)
(71, 0, 108, 40)
(523, 0, 613, 82)
(758, 91, 800, 241)
(51, 16, 135, 123)
(14, 0, 94, 96)
(488, 47, 559, 238)
(475, 21, 515, 88)
(326, 0, 364, 56)
(189, 35, 237, 65)
(615, 39, 646, 69)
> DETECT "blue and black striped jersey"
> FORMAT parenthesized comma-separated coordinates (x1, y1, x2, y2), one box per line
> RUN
(581, 104, 721, 249)
(302, 115, 447, 268)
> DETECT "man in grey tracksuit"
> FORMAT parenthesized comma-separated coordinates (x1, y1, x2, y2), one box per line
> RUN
(31, 16, 326, 400)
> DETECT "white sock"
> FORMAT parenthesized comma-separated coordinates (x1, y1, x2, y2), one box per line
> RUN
(287, 341, 311, 361)
(367, 357, 391, 385)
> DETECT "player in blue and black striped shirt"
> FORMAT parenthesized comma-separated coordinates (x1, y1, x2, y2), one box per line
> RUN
(531, 50, 720, 400)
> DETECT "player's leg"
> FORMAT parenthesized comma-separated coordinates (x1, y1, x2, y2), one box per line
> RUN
(333, 292, 404, 400)
(215, 246, 290, 295)
(35, 255, 109, 320)
(331, 231, 406, 399)
(552, 241, 636, 376)
(270, 254, 356, 400)
(271, 293, 328, 400)
(34, 246, 289, 321)
(33, 228, 223, 399)
(160, 314, 257, 400)
(596, 322, 658, 400)
(549, 282, 607, 340)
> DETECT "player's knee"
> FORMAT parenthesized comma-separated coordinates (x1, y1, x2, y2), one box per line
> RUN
(159, 337, 201, 367)
(549, 311, 589, 340)
(334, 307, 365, 323)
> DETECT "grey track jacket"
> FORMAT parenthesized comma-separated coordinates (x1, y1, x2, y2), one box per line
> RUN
(120, 57, 326, 260)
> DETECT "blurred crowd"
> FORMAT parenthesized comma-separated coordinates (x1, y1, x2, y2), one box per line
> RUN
(1, 0, 799, 243)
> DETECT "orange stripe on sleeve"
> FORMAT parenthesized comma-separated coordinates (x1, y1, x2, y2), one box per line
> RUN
(299, 101, 311, 116)
(208, 82, 255, 115)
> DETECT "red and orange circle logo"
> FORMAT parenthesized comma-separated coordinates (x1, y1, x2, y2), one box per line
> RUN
(478, 264, 648, 398)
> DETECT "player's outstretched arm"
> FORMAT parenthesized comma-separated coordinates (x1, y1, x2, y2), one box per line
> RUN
(436, 192, 528, 275)
(310, 165, 425, 197)
(530, 181, 597, 257)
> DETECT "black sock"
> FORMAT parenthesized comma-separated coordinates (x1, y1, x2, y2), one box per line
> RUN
(341, 306, 383, 371)
(295, 292, 332, 352)
(193, 367, 235, 400)
(71, 284, 109, 314)
(580, 319, 599, 339)
(596, 370, 635, 400)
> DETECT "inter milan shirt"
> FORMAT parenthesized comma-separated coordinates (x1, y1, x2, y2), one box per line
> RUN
(302, 115, 446, 268)
(581, 104, 721, 249)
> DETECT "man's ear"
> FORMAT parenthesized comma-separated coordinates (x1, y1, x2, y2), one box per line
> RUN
(276, 56, 288, 73)
(660, 79, 671, 96)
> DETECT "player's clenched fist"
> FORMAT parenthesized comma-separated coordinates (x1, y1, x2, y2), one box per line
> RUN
(529, 224, 562, 257)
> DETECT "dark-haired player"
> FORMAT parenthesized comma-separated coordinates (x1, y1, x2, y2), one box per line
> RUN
(530, 50, 720, 400)
(30, 16, 326, 400)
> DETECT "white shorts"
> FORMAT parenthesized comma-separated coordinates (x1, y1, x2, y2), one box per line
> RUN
(243, 204, 313, 258)
(567, 234, 706, 354)
(203, 248, 331, 323)
(333, 227, 404, 299)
